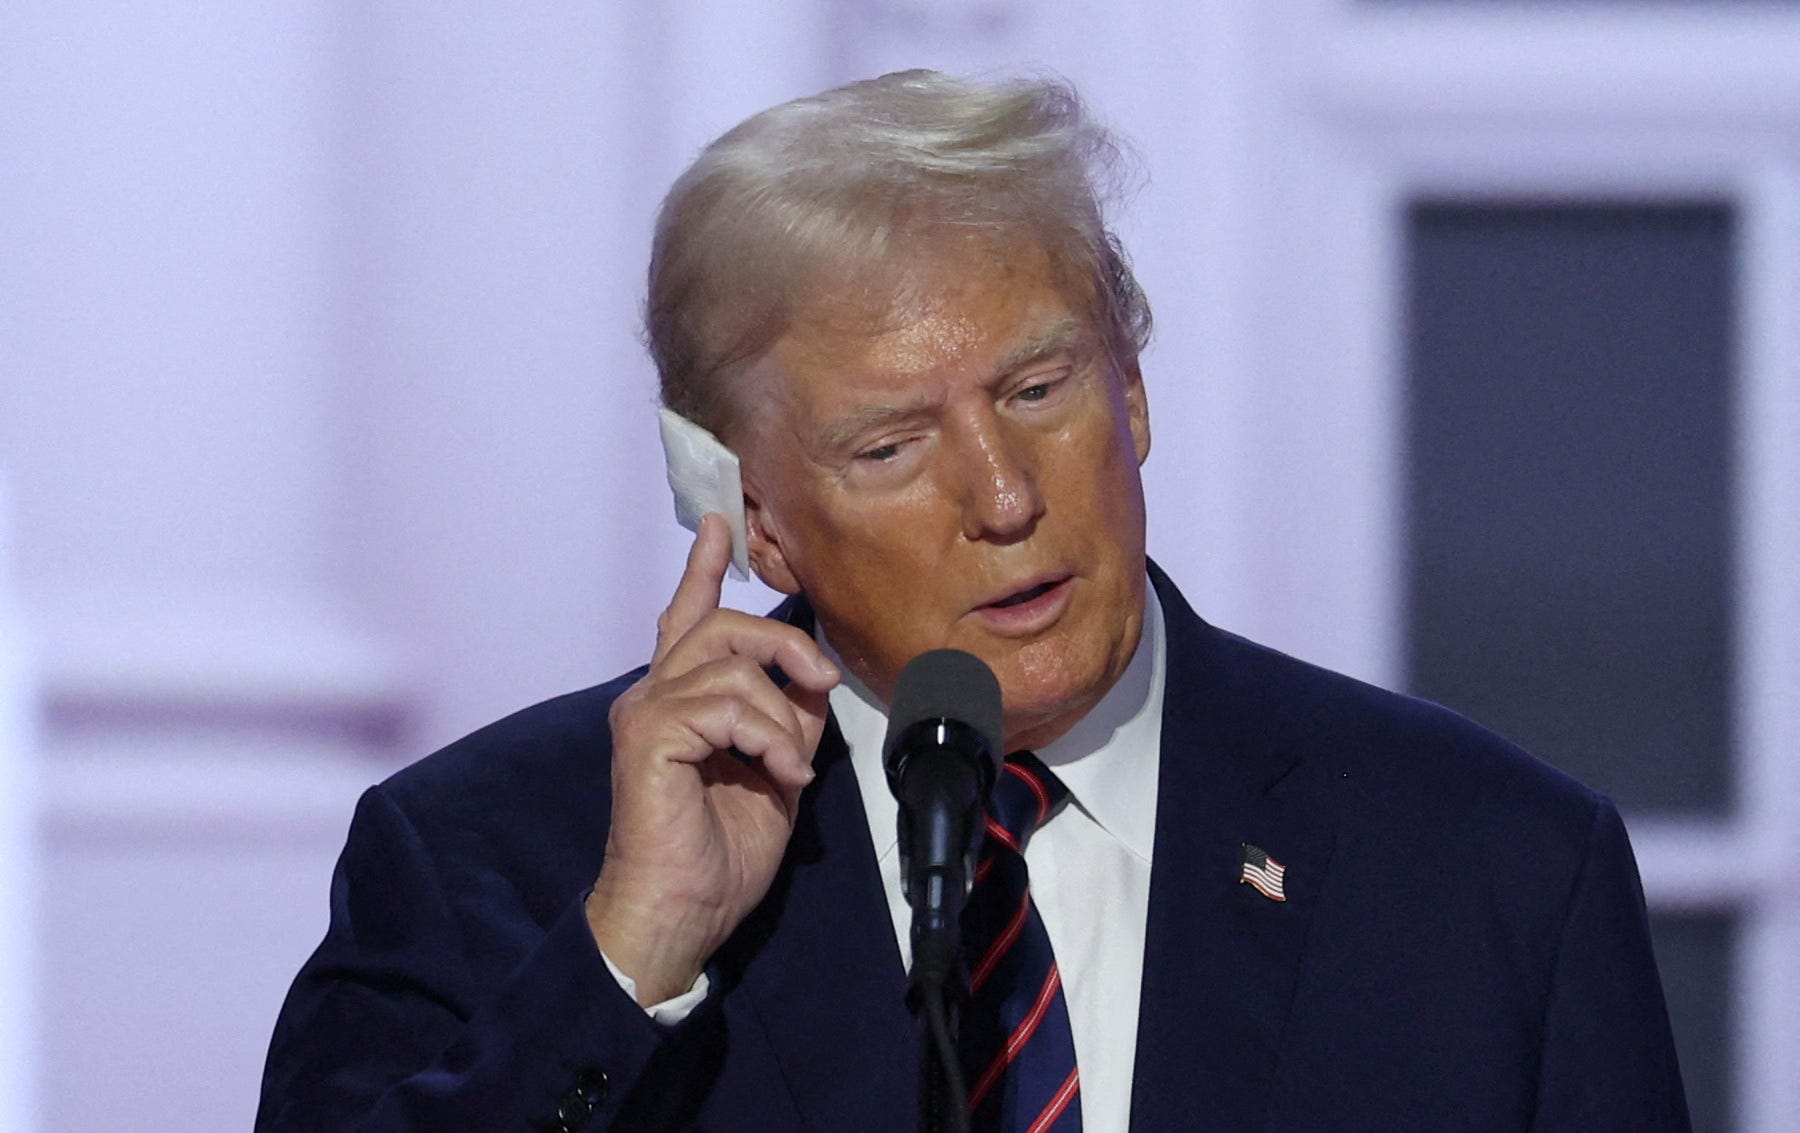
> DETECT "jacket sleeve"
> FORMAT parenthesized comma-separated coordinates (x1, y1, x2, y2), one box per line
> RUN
(1531, 797, 1692, 1131)
(256, 784, 671, 1133)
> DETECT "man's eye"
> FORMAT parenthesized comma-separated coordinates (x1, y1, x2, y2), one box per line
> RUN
(857, 441, 902, 462)
(1014, 374, 1067, 404)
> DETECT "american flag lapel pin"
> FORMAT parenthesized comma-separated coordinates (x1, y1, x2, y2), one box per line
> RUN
(1240, 842, 1287, 902)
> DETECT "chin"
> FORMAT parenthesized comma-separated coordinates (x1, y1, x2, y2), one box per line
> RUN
(991, 639, 1116, 750)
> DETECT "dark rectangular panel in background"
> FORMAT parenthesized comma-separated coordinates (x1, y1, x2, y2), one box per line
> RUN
(1405, 201, 1735, 817)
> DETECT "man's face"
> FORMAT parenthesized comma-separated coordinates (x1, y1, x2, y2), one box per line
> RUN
(732, 239, 1151, 751)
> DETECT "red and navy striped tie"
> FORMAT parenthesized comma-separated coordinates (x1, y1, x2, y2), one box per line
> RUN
(959, 751, 1082, 1133)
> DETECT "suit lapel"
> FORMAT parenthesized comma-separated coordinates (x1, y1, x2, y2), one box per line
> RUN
(1130, 567, 1337, 1131)
(727, 601, 917, 1132)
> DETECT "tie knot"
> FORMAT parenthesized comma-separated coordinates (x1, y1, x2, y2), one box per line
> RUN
(986, 750, 1070, 850)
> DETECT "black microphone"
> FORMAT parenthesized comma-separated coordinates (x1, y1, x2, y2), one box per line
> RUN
(882, 648, 1004, 994)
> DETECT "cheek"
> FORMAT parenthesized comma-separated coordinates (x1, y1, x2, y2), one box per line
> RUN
(1047, 416, 1135, 509)
(812, 475, 946, 547)
(782, 487, 943, 596)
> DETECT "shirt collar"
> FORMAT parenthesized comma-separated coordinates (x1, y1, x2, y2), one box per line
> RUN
(825, 584, 1165, 866)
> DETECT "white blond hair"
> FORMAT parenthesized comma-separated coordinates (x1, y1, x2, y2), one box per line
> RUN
(645, 69, 1152, 438)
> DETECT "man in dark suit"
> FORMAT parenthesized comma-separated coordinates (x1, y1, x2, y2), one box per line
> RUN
(258, 70, 1688, 1131)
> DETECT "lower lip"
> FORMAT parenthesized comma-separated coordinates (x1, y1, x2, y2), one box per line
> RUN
(973, 577, 1074, 636)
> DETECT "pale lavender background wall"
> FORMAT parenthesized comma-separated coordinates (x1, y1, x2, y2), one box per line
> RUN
(0, 477, 37, 1131)
(3, 2, 1798, 1131)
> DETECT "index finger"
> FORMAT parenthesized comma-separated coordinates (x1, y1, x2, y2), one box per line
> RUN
(653, 513, 732, 664)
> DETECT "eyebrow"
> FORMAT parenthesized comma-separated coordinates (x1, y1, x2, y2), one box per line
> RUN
(815, 318, 1090, 454)
(990, 317, 1087, 379)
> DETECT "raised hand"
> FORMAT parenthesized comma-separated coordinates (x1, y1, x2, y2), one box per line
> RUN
(585, 514, 840, 1004)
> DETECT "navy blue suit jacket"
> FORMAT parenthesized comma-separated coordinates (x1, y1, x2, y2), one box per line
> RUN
(258, 566, 1689, 1130)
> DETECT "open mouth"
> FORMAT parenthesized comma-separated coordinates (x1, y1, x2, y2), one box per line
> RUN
(988, 580, 1061, 609)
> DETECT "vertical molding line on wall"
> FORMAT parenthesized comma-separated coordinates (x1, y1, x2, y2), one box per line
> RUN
(1357, 166, 1409, 695)
(0, 472, 38, 1133)
(1734, 162, 1800, 1133)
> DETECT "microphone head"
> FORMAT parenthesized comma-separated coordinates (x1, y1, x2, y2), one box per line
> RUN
(882, 648, 1004, 771)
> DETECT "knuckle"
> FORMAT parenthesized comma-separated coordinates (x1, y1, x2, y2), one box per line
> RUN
(607, 684, 639, 725)
(606, 679, 664, 741)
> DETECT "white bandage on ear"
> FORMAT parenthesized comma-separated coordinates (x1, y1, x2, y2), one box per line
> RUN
(657, 408, 751, 581)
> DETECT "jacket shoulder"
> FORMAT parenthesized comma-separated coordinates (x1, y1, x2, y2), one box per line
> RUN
(356, 667, 648, 920)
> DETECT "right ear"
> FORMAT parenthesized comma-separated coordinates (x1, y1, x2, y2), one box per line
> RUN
(743, 485, 802, 596)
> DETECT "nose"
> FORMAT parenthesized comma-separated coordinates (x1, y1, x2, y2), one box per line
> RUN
(951, 411, 1045, 543)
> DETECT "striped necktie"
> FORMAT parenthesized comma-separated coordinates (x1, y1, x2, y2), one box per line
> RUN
(959, 750, 1083, 1133)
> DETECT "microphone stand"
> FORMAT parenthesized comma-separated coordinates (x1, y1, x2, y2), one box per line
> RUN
(892, 728, 985, 1133)
(913, 971, 969, 1133)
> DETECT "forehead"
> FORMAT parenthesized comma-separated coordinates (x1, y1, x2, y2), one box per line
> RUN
(752, 241, 1093, 416)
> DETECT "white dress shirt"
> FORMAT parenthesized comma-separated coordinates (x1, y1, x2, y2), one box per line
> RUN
(828, 590, 1165, 1133)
